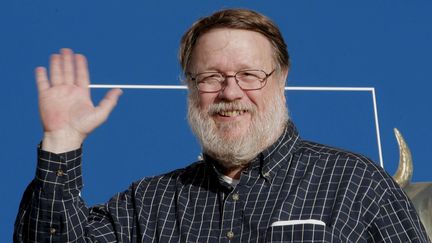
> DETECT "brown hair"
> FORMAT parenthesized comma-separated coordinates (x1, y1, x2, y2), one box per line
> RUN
(179, 8, 290, 75)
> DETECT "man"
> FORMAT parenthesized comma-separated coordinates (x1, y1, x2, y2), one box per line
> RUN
(14, 9, 430, 242)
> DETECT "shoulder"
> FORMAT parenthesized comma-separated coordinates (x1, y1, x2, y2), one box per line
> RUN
(295, 140, 401, 194)
(295, 140, 419, 225)
(298, 140, 373, 163)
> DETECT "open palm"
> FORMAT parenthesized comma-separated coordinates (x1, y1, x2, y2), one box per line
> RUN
(37, 48, 122, 152)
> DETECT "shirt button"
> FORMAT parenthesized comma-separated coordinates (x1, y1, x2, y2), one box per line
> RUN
(56, 169, 64, 176)
(263, 172, 270, 177)
(232, 193, 239, 201)
(49, 227, 56, 235)
(226, 230, 234, 239)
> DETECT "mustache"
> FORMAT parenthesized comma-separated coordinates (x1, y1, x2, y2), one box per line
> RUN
(208, 101, 256, 116)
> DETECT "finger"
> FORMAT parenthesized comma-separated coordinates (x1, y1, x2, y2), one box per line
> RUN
(35, 67, 50, 93)
(61, 48, 75, 84)
(94, 89, 123, 123)
(50, 54, 62, 85)
(75, 54, 90, 88)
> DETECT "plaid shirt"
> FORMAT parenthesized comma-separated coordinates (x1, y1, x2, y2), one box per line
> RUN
(14, 122, 430, 242)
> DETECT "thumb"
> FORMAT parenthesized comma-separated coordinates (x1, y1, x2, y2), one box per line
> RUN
(94, 88, 123, 123)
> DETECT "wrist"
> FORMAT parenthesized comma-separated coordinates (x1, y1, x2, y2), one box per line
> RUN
(42, 130, 84, 153)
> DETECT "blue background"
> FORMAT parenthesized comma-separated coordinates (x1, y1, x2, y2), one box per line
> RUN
(1, 1, 431, 241)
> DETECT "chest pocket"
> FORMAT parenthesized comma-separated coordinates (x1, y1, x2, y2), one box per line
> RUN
(264, 223, 341, 243)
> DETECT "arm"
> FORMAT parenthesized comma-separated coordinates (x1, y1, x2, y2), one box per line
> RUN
(14, 49, 126, 242)
(368, 178, 431, 242)
(14, 147, 139, 242)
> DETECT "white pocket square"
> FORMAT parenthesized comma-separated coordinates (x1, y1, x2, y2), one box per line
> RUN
(271, 219, 326, 227)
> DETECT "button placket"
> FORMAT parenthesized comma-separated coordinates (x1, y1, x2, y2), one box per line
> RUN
(220, 189, 243, 242)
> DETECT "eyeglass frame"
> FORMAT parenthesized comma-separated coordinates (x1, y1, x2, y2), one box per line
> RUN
(187, 69, 276, 93)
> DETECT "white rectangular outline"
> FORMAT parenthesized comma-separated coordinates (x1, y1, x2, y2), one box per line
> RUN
(89, 84, 383, 168)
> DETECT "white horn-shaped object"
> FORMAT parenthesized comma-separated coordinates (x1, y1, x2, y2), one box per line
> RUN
(393, 128, 413, 188)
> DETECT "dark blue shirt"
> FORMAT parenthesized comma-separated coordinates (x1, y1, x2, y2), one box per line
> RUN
(14, 122, 430, 242)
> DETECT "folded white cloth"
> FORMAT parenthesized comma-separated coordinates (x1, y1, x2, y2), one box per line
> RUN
(271, 219, 326, 227)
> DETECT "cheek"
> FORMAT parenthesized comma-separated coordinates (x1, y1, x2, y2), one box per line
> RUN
(198, 93, 217, 109)
(249, 84, 284, 112)
(245, 92, 265, 111)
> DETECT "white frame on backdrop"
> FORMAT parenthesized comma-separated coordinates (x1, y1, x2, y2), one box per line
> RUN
(89, 84, 384, 168)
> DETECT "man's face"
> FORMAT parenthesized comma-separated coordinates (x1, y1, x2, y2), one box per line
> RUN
(187, 28, 288, 168)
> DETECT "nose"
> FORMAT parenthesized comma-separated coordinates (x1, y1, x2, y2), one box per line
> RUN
(218, 76, 244, 101)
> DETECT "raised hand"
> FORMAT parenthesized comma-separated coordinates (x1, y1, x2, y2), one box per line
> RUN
(37, 48, 122, 153)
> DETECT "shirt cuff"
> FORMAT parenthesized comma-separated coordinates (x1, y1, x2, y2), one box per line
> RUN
(36, 145, 83, 192)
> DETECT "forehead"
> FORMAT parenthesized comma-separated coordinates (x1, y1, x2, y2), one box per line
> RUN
(190, 28, 274, 72)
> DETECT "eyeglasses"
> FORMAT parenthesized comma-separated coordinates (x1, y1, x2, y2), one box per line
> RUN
(188, 69, 275, 92)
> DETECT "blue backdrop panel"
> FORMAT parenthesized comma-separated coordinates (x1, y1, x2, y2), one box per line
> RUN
(2, 1, 431, 241)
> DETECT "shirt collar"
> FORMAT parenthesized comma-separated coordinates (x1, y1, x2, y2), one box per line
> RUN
(204, 120, 301, 184)
(252, 120, 300, 182)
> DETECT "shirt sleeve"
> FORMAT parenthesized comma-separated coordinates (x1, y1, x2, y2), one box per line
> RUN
(13, 146, 137, 242)
(368, 178, 431, 243)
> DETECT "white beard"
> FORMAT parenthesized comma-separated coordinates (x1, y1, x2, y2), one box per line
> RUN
(187, 91, 288, 169)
